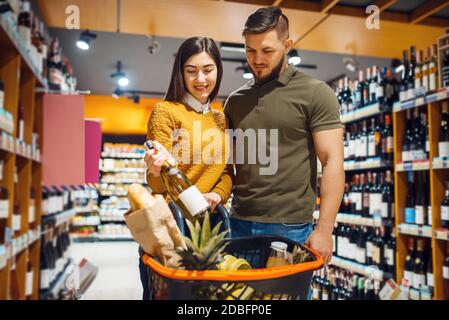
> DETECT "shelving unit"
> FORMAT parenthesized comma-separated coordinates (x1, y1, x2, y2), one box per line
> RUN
(393, 89, 449, 300)
(0, 12, 44, 299)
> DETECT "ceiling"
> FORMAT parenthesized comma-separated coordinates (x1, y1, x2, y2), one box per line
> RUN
(51, 27, 391, 98)
(36, 0, 449, 58)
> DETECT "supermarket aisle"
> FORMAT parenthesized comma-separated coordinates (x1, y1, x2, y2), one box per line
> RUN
(70, 241, 142, 300)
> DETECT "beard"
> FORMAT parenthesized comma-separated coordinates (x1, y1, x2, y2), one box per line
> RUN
(249, 57, 285, 86)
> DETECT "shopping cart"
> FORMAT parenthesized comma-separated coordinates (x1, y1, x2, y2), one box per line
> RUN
(141, 202, 323, 300)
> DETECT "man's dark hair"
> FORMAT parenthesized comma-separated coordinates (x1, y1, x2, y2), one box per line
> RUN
(165, 37, 223, 103)
(242, 6, 289, 39)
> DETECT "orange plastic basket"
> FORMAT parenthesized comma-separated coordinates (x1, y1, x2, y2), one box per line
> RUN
(142, 235, 323, 300)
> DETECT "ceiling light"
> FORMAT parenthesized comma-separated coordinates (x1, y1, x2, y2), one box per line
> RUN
(343, 57, 358, 73)
(76, 30, 97, 50)
(288, 50, 301, 66)
(110, 61, 130, 88)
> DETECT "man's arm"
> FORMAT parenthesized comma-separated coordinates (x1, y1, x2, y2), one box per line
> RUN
(306, 127, 345, 264)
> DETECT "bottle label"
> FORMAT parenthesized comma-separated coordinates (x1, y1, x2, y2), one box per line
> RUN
(26, 271, 33, 296)
(428, 206, 432, 226)
(332, 234, 336, 253)
(441, 206, 449, 221)
(380, 202, 389, 218)
(386, 248, 394, 266)
(178, 186, 210, 218)
(13, 214, 21, 232)
(439, 142, 449, 158)
(372, 246, 380, 264)
(404, 270, 414, 287)
(402, 150, 410, 162)
(368, 135, 376, 157)
(376, 86, 384, 99)
(415, 206, 425, 225)
(427, 272, 434, 287)
(366, 241, 373, 257)
(40, 270, 50, 289)
(337, 236, 343, 257)
(405, 207, 416, 224)
(354, 193, 362, 211)
(360, 137, 367, 157)
(29, 205, 35, 223)
(370, 83, 377, 98)
(322, 292, 329, 300)
(387, 137, 394, 152)
(413, 273, 425, 289)
(429, 71, 436, 92)
(443, 266, 449, 280)
(344, 144, 349, 159)
(356, 247, 366, 264)
(349, 140, 356, 158)
(0, 200, 9, 219)
(400, 91, 407, 102)
(370, 194, 382, 215)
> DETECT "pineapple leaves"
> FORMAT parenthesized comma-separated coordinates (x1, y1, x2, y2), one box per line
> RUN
(200, 212, 211, 248)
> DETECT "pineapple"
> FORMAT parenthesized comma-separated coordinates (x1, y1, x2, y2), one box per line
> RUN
(176, 212, 229, 271)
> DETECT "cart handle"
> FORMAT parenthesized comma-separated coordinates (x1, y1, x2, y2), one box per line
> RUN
(168, 202, 232, 238)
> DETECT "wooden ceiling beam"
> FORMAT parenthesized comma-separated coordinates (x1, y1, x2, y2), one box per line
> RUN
(410, 0, 449, 24)
(373, 0, 398, 13)
(321, 0, 340, 13)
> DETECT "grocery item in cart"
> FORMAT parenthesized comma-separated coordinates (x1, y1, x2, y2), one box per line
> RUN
(124, 184, 185, 267)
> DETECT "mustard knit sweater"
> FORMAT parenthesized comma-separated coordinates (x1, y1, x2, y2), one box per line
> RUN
(146, 101, 233, 203)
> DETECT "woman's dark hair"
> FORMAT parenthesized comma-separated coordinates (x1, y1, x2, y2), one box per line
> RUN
(165, 37, 223, 103)
(242, 6, 289, 39)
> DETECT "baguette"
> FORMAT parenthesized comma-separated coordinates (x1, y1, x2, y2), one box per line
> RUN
(127, 184, 157, 212)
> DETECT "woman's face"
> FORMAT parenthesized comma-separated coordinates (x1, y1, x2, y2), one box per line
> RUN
(183, 51, 217, 104)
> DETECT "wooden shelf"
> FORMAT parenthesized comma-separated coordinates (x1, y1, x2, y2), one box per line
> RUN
(393, 88, 449, 113)
(340, 102, 389, 124)
(397, 223, 433, 238)
(395, 160, 431, 172)
(344, 159, 393, 171)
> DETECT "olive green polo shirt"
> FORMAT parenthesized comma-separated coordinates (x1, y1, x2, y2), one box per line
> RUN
(224, 64, 343, 224)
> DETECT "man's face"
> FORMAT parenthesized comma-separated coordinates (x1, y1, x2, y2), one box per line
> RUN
(244, 29, 292, 84)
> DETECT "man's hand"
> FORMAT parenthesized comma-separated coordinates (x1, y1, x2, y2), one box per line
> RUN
(305, 228, 333, 265)
(203, 192, 222, 211)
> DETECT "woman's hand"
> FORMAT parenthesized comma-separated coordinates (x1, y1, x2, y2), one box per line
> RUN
(144, 140, 176, 177)
(203, 192, 222, 211)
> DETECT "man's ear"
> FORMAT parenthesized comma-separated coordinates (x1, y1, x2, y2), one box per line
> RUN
(284, 38, 294, 54)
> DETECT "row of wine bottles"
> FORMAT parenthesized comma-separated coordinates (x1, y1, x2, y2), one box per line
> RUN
(343, 114, 394, 162)
(341, 170, 394, 219)
(402, 107, 430, 162)
(39, 224, 71, 294)
(312, 266, 382, 300)
(333, 224, 396, 274)
(404, 171, 431, 226)
(336, 66, 399, 115)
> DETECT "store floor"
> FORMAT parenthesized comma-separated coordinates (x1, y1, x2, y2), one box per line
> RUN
(70, 241, 142, 300)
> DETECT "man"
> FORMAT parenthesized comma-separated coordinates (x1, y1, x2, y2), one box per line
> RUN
(225, 6, 344, 265)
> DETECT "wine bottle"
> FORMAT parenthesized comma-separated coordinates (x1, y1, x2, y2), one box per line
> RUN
(439, 101, 449, 158)
(404, 238, 415, 288)
(441, 181, 449, 229)
(366, 67, 373, 105)
(349, 125, 356, 160)
(415, 172, 427, 226)
(426, 255, 434, 289)
(362, 173, 370, 217)
(400, 50, 409, 102)
(405, 172, 416, 224)
(411, 108, 422, 161)
(345, 78, 354, 113)
(429, 44, 438, 92)
(442, 48, 449, 88)
(443, 244, 449, 282)
(144, 140, 210, 222)
(407, 46, 416, 100)
(18, 1, 32, 47)
(368, 118, 376, 159)
(369, 66, 378, 104)
(422, 48, 430, 94)
(412, 239, 426, 289)
(356, 227, 367, 264)
(360, 120, 368, 162)
(26, 259, 34, 299)
(382, 114, 394, 161)
(381, 170, 394, 219)
(384, 229, 395, 274)
(358, 70, 366, 108)
(403, 109, 412, 162)
(414, 50, 423, 91)
(377, 67, 386, 107)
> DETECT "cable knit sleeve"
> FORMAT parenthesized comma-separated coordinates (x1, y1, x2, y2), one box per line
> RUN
(146, 103, 175, 194)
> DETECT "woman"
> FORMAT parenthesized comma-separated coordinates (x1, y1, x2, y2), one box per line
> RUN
(139, 37, 233, 299)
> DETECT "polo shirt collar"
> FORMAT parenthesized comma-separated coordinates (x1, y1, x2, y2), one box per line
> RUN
(182, 93, 211, 114)
(249, 63, 297, 87)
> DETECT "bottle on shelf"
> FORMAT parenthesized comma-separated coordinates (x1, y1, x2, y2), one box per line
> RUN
(0, 79, 4, 109)
(357, 70, 366, 109)
(17, 0, 32, 47)
(428, 44, 438, 92)
(382, 114, 394, 161)
(443, 244, 449, 284)
(381, 170, 394, 220)
(367, 118, 377, 159)
(405, 172, 416, 224)
(422, 47, 430, 94)
(383, 228, 395, 274)
(400, 50, 410, 102)
(439, 101, 449, 159)
(407, 46, 416, 100)
(414, 50, 423, 91)
(442, 181, 449, 230)
(415, 171, 428, 226)
(412, 239, 426, 289)
(402, 109, 413, 162)
(369, 66, 378, 104)
(26, 258, 34, 299)
(442, 47, 449, 88)
(404, 237, 416, 288)
(0, 185, 9, 223)
(426, 254, 434, 292)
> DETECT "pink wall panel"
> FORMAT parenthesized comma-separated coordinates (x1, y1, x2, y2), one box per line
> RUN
(85, 120, 102, 183)
(42, 94, 85, 187)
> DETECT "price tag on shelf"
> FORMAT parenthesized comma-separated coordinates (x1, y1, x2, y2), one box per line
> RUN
(404, 162, 412, 171)
(437, 90, 447, 101)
